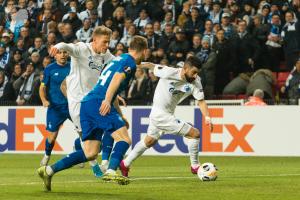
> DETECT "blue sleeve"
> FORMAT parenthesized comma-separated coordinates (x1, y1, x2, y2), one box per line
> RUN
(42, 67, 50, 86)
(116, 58, 135, 77)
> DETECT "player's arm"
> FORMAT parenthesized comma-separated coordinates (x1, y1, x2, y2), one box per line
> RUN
(137, 62, 156, 71)
(39, 83, 50, 107)
(49, 42, 81, 57)
(140, 63, 181, 80)
(197, 100, 213, 131)
(99, 72, 126, 116)
(113, 97, 129, 129)
(39, 69, 50, 107)
(60, 78, 67, 98)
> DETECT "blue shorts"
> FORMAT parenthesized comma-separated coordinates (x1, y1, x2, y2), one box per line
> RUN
(80, 99, 125, 142)
(46, 104, 71, 132)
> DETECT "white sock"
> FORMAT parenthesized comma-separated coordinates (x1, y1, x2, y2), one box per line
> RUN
(106, 169, 116, 174)
(46, 166, 54, 176)
(123, 140, 148, 167)
(187, 138, 200, 167)
(89, 160, 98, 167)
(101, 160, 108, 166)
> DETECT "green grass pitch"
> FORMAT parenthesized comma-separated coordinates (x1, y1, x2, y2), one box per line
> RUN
(1, 154, 300, 200)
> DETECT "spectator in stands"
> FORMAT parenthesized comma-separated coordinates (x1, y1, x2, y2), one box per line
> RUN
(152, 48, 166, 64)
(281, 11, 300, 70)
(0, 70, 15, 102)
(266, 13, 282, 72)
(120, 24, 136, 48)
(42, 56, 52, 69)
(281, 58, 300, 105)
(184, 7, 204, 40)
(9, 62, 23, 84)
(220, 12, 235, 39)
(61, 23, 76, 43)
(251, 14, 270, 69)
(5, 49, 23, 76)
(76, 18, 93, 43)
(213, 29, 235, 94)
(0, 42, 9, 71)
(36, 9, 55, 34)
(232, 19, 260, 73)
(62, 7, 82, 33)
(79, 0, 95, 21)
(133, 8, 151, 33)
(144, 23, 160, 51)
(159, 23, 175, 52)
(177, 1, 190, 28)
(161, 10, 175, 31)
(127, 67, 151, 105)
(203, 19, 214, 45)
(30, 52, 42, 72)
(109, 29, 120, 51)
(113, 6, 126, 30)
(191, 34, 202, 54)
(19, 27, 33, 50)
(125, 0, 143, 21)
(27, 37, 48, 59)
(162, 0, 180, 22)
(153, 21, 162, 36)
(199, 0, 212, 20)
(168, 27, 190, 65)
(196, 36, 211, 64)
(244, 89, 267, 106)
(246, 69, 276, 100)
(208, 1, 223, 24)
(102, 0, 122, 22)
(13, 61, 40, 105)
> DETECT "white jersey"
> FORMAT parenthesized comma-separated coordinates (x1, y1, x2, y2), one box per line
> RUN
(55, 42, 115, 103)
(151, 65, 204, 115)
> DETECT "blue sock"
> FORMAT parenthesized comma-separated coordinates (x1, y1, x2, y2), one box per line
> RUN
(108, 141, 129, 171)
(101, 134, 114, 161)
(51, 150, 88, 173)
(45, 138, 54, 156)
(74, 137, 82, 151)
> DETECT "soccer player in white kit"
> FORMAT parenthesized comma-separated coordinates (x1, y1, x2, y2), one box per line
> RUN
(120, 56, 213, 177)
(41, 26, 125, 177)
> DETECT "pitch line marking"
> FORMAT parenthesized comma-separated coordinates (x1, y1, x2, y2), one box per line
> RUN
(1, 173, 300, 186)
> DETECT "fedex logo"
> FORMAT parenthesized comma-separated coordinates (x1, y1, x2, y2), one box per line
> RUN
(0, 109, 62, 152)
(131, 108, 254, 153)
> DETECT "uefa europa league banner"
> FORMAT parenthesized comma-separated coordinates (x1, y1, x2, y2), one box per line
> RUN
(1, 106, 300, 156)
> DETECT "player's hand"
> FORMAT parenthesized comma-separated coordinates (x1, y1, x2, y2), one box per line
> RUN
(122, 116, 130, 129)
(205, 116, 213, 132)
(99, 99, 111, 116)
(42, 100, 50, 107)
(117, 95, 127, 107)
(138, 62, 155, 70)
(49, 45, 59, 57)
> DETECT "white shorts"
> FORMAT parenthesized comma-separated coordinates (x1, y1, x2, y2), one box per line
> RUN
(147, 114, 192, 140)
(68, 100, 82, 132)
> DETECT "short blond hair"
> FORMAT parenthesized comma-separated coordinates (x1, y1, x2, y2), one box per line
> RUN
(92, 26, 112, 38)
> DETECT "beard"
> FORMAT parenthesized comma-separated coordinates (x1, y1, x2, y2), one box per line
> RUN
(185, 74, 195, 83)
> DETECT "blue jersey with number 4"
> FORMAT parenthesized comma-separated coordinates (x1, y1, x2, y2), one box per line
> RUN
(82, 54, 136, 103)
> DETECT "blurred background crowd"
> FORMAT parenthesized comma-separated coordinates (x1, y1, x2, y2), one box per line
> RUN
(0, 0, 299, 105)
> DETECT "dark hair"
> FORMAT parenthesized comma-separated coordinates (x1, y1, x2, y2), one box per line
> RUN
(129, 36, 148, 52)
(185, 56, 202, 70)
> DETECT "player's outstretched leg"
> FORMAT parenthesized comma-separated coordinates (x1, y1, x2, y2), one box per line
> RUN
(73, 137, 85, 168)
(102, 127, 130, 185)
(186, 127, 201, 174)
(121, 135, 156, 177)
(37, 149, 88, 191)
(100, 133, 114, 173)
(40, 132, 58, 166)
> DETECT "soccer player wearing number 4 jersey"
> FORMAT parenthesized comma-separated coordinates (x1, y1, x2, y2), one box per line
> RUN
(120, 56, 213, 177)
(37, 36, 148, 190)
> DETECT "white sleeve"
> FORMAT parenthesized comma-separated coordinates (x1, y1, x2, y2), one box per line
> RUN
(192, 77, 205, 100)
(153, 65, 181, 80)
(55, 42, 84, 57)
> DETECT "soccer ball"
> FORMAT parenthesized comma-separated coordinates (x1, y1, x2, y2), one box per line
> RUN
(197, 163, 218, 181)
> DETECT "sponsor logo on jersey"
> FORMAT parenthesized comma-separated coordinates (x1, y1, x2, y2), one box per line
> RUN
(88, 56, 103, 72)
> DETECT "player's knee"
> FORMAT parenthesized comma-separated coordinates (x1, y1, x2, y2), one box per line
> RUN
(144, 137, 156, 148)
(189, 128, 200, 139)
(84, 150, 98, 160)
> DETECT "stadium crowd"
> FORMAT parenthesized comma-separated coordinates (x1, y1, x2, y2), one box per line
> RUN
(0, 0, 299, 105)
